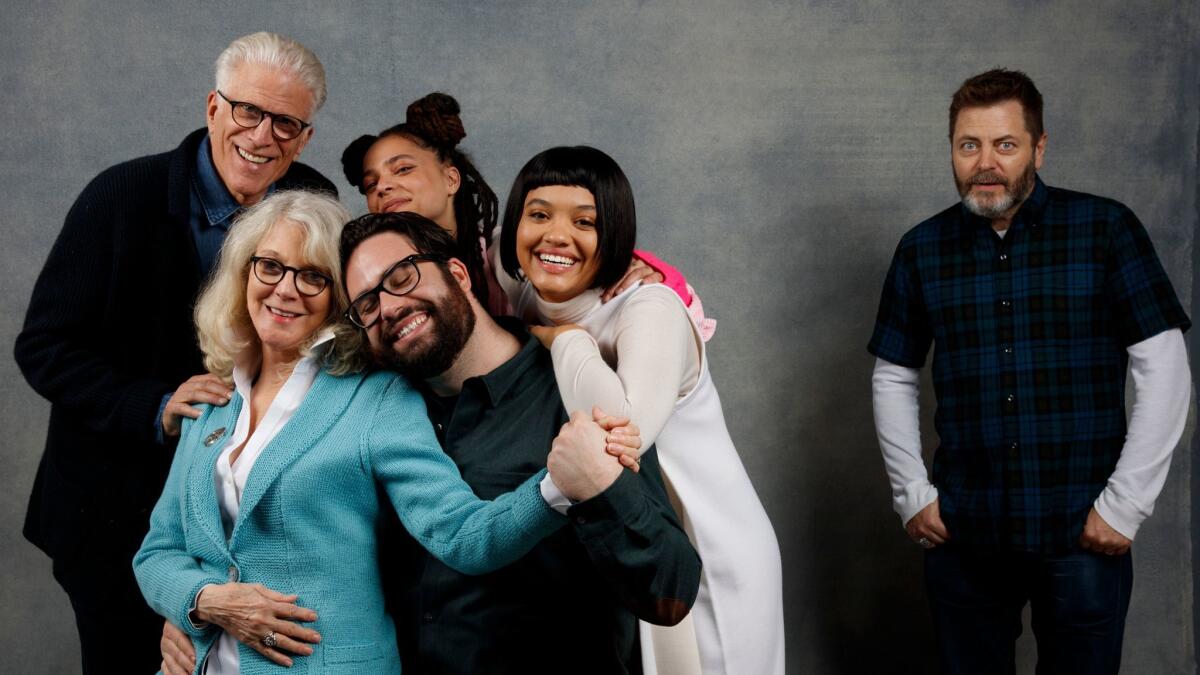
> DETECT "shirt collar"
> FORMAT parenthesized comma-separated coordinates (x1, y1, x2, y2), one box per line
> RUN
(231, 326, 337, 392)
(193, 135, 273, 228)
(420, 317, 540, 408)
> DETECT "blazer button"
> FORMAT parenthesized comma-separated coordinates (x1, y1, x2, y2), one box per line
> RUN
(228, 566, 239, 582)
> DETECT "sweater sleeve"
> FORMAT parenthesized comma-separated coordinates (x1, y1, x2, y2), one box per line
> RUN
(567, 462, 702, 625)
(1093, 328, 1192, 539)
(367, 376, 566, 575)
(548, 286, 698, 449)
(133, 413, 226, 637)
(14, 171, 177, 442)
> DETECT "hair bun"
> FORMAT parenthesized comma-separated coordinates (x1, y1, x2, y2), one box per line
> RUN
(405, 92, 466, 149)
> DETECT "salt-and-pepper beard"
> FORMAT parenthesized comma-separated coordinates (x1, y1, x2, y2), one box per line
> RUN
(957, 157, 1036, 219)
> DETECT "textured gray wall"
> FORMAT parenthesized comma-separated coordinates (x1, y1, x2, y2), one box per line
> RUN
(2, 1, 1196, 673)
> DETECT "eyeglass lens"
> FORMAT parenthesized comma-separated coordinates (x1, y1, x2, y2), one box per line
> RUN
(253, 258, 328, 296)
(229, 102, 305, 140)
(350, 260, 421, 327)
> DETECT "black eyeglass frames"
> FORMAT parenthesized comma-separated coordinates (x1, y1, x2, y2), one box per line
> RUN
(346, 254, 449, 329)
(249, 256, 332, 297)
(217, 90, 311, 141)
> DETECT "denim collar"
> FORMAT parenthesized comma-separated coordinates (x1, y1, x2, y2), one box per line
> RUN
(193, 135, 274, 228)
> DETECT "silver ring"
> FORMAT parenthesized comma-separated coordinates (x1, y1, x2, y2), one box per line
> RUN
(917, 537, 933, 548)
(262, 631, 278, 648)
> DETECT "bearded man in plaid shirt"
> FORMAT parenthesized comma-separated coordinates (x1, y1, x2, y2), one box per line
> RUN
(868, 69, 1191, 675)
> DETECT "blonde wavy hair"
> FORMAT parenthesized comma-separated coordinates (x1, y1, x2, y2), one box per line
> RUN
(193, 190, 364, 378)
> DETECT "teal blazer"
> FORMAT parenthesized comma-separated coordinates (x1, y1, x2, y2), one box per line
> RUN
(134, 369, 563, 674)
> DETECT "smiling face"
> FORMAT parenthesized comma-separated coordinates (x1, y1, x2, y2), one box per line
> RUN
(206, 62, 315, 206)
(515, 185, 602, 303)
(345, 231, 474, 379)
(951, 99, 1046, 221)
(361, 134, 461, 234)
(246, 220, 331, 363)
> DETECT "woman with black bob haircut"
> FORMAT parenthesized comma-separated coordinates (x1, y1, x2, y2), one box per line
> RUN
(497, 145, 636, 292)
(496, 146, 784, 675)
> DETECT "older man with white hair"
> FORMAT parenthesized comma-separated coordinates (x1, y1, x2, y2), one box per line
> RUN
(15, 32, 334, 673)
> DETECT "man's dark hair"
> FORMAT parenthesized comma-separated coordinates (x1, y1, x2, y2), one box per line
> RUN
(340, 92, 497, 308)
(340, 211, 459, 272)
(498, 145, 636, 291)
(949, 68, 1044, 141)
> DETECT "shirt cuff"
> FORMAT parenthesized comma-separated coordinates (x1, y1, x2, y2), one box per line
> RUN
(539, 474, 574, 515)
(188, 584, 215, 630)
(154, 393, 172, 445)
(896, 482, 939, 526)
(566, 469, 642, 527)
(1093, 492, 1142, 541)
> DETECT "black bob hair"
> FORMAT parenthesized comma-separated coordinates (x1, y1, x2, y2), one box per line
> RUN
(498, 146, 636, 292)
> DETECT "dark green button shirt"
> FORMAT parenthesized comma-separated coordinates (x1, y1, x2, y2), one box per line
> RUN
(384, 321, 700, 675)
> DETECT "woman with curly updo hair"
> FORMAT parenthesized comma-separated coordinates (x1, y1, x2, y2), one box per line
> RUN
(342, 93, 506, 313)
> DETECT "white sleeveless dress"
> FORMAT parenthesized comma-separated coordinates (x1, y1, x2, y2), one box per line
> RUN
(511, 282, 785, 675)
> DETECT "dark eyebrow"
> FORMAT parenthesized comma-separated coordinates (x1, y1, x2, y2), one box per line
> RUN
(363, 155, 416, 182)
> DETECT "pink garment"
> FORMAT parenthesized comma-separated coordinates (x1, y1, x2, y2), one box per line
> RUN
(634, 250, 717, 343)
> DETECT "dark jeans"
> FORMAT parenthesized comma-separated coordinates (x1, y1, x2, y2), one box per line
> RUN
(925, 544, 1133, 675)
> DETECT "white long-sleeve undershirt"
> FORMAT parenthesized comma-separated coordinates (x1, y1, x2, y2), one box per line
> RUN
(872, 328, 1191, 540)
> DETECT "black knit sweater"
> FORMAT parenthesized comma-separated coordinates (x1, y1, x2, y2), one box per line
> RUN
(16, 127, 335, 559)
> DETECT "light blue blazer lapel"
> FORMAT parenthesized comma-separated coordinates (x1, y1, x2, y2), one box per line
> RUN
(230, 370, 363, 547)
(185, 396, 244, 559)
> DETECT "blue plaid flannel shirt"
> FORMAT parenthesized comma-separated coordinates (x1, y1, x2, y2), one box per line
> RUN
(868, 176, 1189, 553)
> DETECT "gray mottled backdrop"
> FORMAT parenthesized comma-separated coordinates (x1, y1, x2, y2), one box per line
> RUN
(2, 1, 1196, 673)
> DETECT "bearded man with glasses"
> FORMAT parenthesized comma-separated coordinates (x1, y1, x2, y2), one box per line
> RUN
(14, 32, 334, 673)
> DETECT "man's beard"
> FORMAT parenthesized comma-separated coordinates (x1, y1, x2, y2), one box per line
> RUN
(372, 282, 476, 380)
(957, 158, 1036, 219)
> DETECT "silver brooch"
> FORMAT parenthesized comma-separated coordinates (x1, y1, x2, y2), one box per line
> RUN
(204, 427, 227, 447)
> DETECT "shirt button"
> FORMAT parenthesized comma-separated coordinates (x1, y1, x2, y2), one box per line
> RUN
(999, 253, 1008, 261)
(1005, 394, 1015, 403)
(1003, 346, 1013, 355)
(1010, 441, 1019, 450)
(422, 612, 435, 623)
(1000, 299, 1012, 308)
(227, 566, 239, 582)
(575, 516, 587, 525)
(435, 423, 444, 432)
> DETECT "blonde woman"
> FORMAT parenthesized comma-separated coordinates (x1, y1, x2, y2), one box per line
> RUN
(135, 190, 564, 674)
